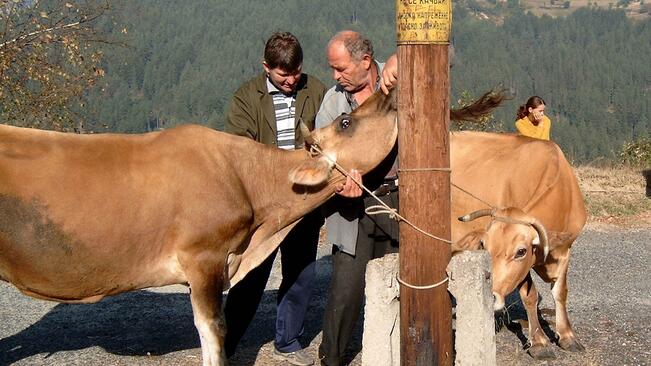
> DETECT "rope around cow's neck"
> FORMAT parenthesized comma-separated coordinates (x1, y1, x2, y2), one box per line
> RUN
(399, 168, 497, 210)
(309, 144, 452, 244)
(308, 144, 550, 290)
(308, 144, 451, 290)
(450, 181, 495, 208)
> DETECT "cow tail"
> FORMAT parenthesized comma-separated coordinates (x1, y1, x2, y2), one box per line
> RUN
(450, 89, 509, 122)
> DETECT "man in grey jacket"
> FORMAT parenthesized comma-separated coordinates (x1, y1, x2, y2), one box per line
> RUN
(316, 30, 399, 366)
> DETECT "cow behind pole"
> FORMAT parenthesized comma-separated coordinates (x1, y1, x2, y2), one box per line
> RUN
(396, 1, 453, 365)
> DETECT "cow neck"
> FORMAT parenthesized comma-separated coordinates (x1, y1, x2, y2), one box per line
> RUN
(237, 145, 337, 229)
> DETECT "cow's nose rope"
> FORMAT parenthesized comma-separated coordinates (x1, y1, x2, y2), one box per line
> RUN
(308, 144, 451, 290)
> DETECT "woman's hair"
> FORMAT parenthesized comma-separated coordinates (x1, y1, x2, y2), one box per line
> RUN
(264, 32, 303, 71)
(516, 96, 545, 120)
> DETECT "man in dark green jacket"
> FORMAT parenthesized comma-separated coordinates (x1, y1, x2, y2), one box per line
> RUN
(223, 31, 325, 366)
(225, 38, 325, 148)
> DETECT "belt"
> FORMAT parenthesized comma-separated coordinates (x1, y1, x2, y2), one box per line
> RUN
(372, 178, 399, 197)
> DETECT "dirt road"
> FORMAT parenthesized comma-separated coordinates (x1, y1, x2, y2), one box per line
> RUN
(1, 226, 649, 365)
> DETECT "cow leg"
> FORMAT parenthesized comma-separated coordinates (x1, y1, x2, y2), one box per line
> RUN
(551, 252, 584, 352)
(184, 255, 228, 366)
(519, 273, 555, 360)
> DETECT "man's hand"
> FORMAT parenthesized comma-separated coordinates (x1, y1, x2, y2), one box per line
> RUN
(380, 53, 398, 95)
(335, 169, 363, 198)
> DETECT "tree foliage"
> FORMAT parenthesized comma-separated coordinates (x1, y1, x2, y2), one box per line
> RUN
(0, 0, 112, 130)
(452, 7, 650, 162)
(1, 1, 649, 164)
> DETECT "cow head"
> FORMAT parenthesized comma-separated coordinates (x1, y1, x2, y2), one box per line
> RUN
(289, 89, 398, 186)
(457, 207, 549, 310)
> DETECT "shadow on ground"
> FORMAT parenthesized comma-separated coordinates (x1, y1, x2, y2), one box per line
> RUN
(0, 256, 341, 366)
(0, 291, 199, 364)
(495, 291, 560, 354)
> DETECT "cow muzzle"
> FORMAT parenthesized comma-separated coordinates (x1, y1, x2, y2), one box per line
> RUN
(493, 291, 505, 311)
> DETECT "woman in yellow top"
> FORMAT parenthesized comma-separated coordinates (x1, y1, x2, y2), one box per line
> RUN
(515, 95, 551, 140)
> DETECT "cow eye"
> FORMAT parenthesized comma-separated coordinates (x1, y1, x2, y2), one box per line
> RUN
(515, 248, 527, 259)
(340, 118, 350, 129)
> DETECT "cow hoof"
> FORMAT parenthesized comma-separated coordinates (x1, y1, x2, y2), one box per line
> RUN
(559, 337, 585, 352)
(528, 344, 556, 360)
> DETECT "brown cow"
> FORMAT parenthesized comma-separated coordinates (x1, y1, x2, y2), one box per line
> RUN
(0, 90, 399, 366)
(450, 131, 586, 359)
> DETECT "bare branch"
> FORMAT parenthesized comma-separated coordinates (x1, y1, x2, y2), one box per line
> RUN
(0, 21, 82, 48)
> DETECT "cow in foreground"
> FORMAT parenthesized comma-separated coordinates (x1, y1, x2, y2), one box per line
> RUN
(0, 90, 398, 365)
(0, 89, 503, 365)
(450, 131, 587, 359)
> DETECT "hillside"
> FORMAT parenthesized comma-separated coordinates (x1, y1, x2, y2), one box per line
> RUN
(522, 0, 649, 19)
(4, 1, 647, 164)
(464, 0, 650, 20)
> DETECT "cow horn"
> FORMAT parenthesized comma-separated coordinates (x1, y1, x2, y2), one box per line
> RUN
(530, 219, 549, 261)
(299, 119, 316, 146)
(458, 208, 494, 222)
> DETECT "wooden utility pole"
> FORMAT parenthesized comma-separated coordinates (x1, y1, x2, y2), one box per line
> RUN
(396, 1, 453, 365)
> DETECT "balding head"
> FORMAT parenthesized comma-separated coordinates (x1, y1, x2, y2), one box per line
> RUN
(327, 30, 374, 62)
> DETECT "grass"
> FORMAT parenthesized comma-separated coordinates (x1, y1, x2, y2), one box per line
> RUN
(575, 165, 650, 224)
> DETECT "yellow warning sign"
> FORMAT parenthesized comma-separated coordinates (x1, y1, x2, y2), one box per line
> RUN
(396, 0, 452, 44)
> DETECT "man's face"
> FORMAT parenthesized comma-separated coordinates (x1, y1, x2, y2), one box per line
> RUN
(327, 41, 371, 93)
(263, 62, 302, 95)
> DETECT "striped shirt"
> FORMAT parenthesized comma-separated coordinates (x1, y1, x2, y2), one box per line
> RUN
(267, 78, 296, 150)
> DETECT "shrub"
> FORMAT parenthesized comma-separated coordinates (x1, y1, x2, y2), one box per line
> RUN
(618, 137, 651, 169)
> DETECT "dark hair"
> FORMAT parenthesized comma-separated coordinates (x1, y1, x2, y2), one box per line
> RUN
(331, 31, 374, 62)
(264, 32, 303, 71)
(516, 95, 545, 120)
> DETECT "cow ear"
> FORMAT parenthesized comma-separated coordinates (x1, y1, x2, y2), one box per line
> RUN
(452, 230, 488, 255)
(289, 156, 333, 186)
(547, 231, 574, 250)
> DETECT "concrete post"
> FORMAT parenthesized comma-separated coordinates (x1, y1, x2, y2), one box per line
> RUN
(362, 253, 400, 366)
(363, 251, 496, 366)
(447, 251, 496, 366)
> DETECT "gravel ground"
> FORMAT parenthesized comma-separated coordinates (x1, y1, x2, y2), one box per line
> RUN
(0, 225, 649, 366)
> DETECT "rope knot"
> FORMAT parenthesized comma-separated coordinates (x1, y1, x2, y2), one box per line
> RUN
(365, 205, 401, 222)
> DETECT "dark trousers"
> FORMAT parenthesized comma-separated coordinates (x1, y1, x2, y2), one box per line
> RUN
(224, 209, 322, 356)
(319, 190, 399, 366)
